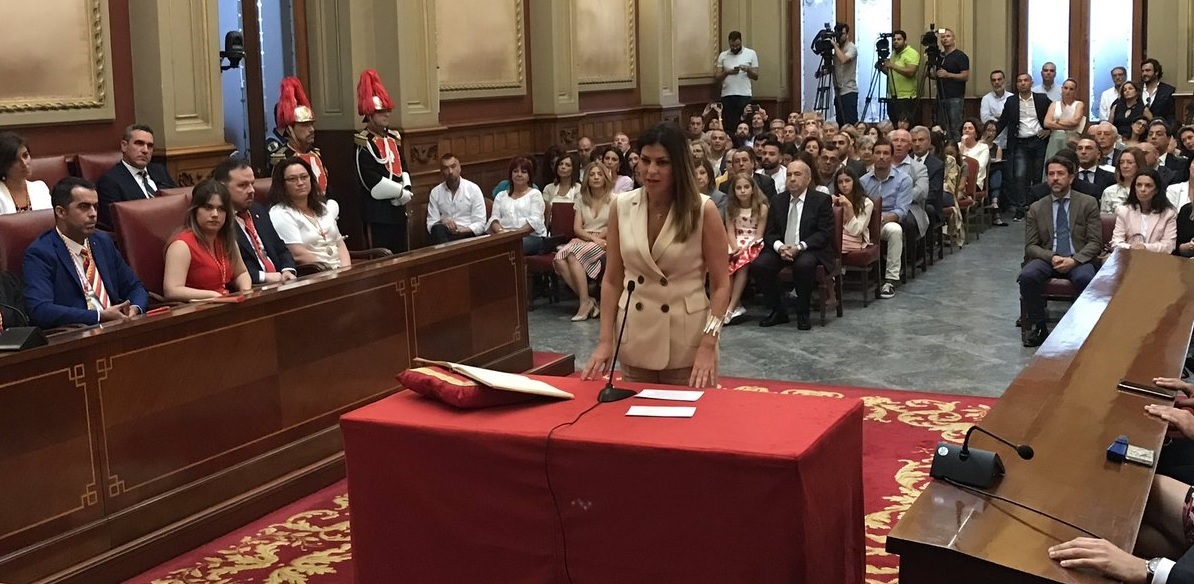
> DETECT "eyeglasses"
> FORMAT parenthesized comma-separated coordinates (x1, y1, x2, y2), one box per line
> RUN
(284, 174, 311, 184)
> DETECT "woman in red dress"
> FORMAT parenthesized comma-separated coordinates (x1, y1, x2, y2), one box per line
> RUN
(163, 180, 251, 301)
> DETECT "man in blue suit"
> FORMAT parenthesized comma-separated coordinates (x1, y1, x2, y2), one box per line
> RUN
(23, 177, 149, 328)
(212, 157, 297, 285)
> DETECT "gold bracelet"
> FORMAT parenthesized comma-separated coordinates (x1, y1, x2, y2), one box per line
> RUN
(703, 314, 725, 337)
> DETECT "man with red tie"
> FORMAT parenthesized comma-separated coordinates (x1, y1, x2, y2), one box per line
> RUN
(268, 77, 330, 193)
(213, 158, 297, 285)
(23, 177, 148, 328)
(355, 69, 414, 253)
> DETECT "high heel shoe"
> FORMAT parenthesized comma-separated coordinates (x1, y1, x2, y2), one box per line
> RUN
(571, 300, 595, 322)
(589, 301, 600, 319)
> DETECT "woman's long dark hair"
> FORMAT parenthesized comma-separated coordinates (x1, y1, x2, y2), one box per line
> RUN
(833, 167, 867, 216)
(639, 122, 703, 242)
(183, 179, 239, 266)
(269, 157, 327, 215)
(1125, 168, 1173, 214)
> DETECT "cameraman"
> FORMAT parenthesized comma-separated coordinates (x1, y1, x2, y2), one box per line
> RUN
(882, 30, 920, 128)
(828, 22, 859, 125)
(930, 28, 970, 142)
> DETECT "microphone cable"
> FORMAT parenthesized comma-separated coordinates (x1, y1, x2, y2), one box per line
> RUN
(544, 400, 602, 584)
(939, 477, 1099, 539)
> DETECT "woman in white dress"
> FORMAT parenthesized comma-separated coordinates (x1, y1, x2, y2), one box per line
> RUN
(0, 132, 52, 214)
(1043, 79, 1087, 173)
(958, 118, 990, 190)
(269, 157, 351, 269)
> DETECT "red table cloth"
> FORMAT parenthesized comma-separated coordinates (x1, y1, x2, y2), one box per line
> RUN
(340, 376, 864, 584)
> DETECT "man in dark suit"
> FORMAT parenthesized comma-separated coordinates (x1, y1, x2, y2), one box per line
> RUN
(749, 155, 835, 330)
(1073, 138, 1116, 199)
(23, 178, 149, 328)
(1029, 148, 1081, 202)
(910, 126, 945, 222)
(717, 148, 777, 201)
(996, 73, 1052, 222)
(1142, 58, 1178, 129)
(1149, 120, 1190, 184)
(1018, 156, 1102, 347)
(212, 158, 298, 285)
(95, 124, 176, 230)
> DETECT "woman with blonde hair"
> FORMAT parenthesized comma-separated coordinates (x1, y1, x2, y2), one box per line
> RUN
(554, 161, 616, 321)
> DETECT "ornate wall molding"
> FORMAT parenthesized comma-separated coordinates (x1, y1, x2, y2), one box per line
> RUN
(437, 0, 527, 100)
(0, 0, 115, 126)
(577, 0, 638, 90)
(675, 0, 720, 82)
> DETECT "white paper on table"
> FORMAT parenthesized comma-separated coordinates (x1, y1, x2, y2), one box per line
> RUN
(625, 405, 696, 418)
(635, 389, 704, 402)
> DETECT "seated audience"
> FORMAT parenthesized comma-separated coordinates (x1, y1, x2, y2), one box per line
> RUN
(1176, 194, 1194, 258)
(269, 157, 352, 270)
(802, 136, 823, 159)
(1167, 158, 1194, 212)
(426, 153, 487, 245)
(1179, 125, 1194, 160)
(755, 137, 787, 194)
(689, 139, 711, 164)
(23, 177, 148, 327)
(553, 161, 615, 322)
(596, 146, 635, 193)
(1110, 80, 1146, 139)
(695, 158, 724, 214)
(721, 148, 776, 199)
(543, 153, 580, 205)
(0, 132, 51, 214)
(213, 157, 297, 284)
(1073, 137, 1117, 199)
(576, 136, 594, 165)
(958, 118, 990, 190)
(1019, 157, 1102, 347)
(749, 157, 834, 330)
(860, 138, 915, 299)
(613, 132, 632, 154)
(816, 148, 839, 191)
(832, 167, 874, 253)
(981, 119, 1003, 162)
(1109, 168, 1177, 253)
(724, 173, 769, 324)
(96, 124, 176, 229)
(164, 180, 252, 301)
(1126, 118, 1149, 149)
(489, 156, 547, 255)
(1102, 147, 1146, 212)
(941, 143, 968, 245)
(855, 136, 876, 170)
(1151, 120, 1190, 184)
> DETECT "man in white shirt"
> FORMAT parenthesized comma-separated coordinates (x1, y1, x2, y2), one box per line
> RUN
(755, 138, 787, 194)
(980, 70, 1011, 149)
(1032, 62, 1061, 102)
(715, 31, 759, 133)
(707, 129, 731, 175)
(427, 154, 487, 245)
(1098, 66, 1127, 122)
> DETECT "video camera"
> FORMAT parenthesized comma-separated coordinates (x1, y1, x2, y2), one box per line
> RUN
(874, 33, 894, 72)
(811, 22, 839, 58)
(921, 23, 942, 71)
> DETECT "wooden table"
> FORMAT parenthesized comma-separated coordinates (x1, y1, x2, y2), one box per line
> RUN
(888, 250, 1194, 583)
(0, 231, 532, 584)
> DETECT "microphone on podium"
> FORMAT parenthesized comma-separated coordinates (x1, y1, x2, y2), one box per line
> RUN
(930, 425, 1034, 489)
(598, 280, 637, 403)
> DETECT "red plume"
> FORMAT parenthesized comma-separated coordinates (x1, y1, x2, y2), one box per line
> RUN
(356, 69, 394, 116)
(276, 77, 313, 128)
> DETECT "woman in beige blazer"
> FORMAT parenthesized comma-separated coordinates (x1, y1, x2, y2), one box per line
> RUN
(581, 122, 730, 388)
(1110, 168, 1177, 254)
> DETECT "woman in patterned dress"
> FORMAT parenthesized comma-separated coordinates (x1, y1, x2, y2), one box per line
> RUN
(724, 173, 769, 324)
(554, 162, 615, 321)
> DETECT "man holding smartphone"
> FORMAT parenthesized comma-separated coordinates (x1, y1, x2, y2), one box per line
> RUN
(716, 31, 759, 133)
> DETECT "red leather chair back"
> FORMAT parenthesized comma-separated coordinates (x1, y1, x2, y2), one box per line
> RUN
(253, 178, 273, 206)
(832, 204, 844, 256)
(110, 193, 192, 296)
(76, 151, 123, 183)
(962, 156, 979, 199)
(549, 201, 576, 239)
(29, 156, 71, 187)
(0, 210, 56, 276)
(868, 195, 882, 245)
(158, 186, 194, 198)
(1101, 213, 1115, 246)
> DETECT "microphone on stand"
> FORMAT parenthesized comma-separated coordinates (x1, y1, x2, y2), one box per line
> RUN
(598, 280, 637, 403)
(930, 425, 1034, 489)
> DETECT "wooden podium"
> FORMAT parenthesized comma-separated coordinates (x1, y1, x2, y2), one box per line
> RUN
(888, 250, 1194, 583)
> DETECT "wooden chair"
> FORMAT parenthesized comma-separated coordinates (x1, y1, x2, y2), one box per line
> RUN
(109, 193, 192, 300)
(963, 156, 986, 240)
(813, 205, 845, 325)
(841, 196, 882, 306)
(526, 201, 576, 309)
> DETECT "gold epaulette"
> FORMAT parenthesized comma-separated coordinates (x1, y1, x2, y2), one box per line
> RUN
(353, 129, 372, 149)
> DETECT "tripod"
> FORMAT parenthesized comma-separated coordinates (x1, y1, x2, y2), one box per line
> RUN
(861, 65, 892, 122)
(812, 54, 837, 120)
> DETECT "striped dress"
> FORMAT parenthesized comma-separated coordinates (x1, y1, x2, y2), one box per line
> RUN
(554, 194, 615, 279)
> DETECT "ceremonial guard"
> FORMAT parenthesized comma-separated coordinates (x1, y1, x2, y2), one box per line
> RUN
(355, 69, 413, 252)
(267, 77, 329, 192)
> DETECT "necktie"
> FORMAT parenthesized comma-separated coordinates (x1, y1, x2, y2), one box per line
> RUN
(138, 171, 156, 198)
(1081, 171, 1092, 183)
(1055, 199, 1072, 257)
(79, 247, 111, 309)
(238, 211, 276, 273)
(784, 196, 802, 247)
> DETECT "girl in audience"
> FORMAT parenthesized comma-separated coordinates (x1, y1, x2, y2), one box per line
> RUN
(1110, 168, 1176, 254)
(1043, 79, 1087, 166)
(958, 118, 990, 190)
(596, 146, 635, 193)
(724, 173, 768, 324)
(0, 132, 51, 214)
(489, 156, 548, 255)
(269, 157, 352, 269)
(163, 180, 251, 300)
(832, 167, 873, 254)
(1111, 80, 1146, 139)
(801, 137, 823, 160)
(554, 161, 616, 322)
(1102, 147, 1146, 212)
(543, 153, 580, 205)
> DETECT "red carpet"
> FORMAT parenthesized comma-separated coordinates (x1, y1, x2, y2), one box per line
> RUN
(126, 378, 994, 584)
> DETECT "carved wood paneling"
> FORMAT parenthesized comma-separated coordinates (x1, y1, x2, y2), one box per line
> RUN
(576, 0, 638, 90)
(674, 0, 720, 81)
(437, 0, 527, 99)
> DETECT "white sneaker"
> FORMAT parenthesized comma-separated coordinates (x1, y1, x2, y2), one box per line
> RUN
(880, 282, 896, 299)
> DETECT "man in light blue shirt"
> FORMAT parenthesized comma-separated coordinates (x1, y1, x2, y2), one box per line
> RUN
(859, 138, 914, 298)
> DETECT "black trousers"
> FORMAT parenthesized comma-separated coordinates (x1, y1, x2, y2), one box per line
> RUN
(368, 221, 407, 254)
(428, 224, 477, 246)
(749, 248, 819, 316)
(836, 91, 859, 125)
(721, 94, 753, 129)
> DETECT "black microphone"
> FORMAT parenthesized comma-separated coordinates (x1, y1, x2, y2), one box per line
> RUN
(0, 301, 32, 327)
(598, 280, 637, 403)
(930, 425, 1034, 489)
(0, 302, 46, 351)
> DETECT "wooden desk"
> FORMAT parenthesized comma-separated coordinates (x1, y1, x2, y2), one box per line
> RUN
(888, 250, 1194, 583)
(0, 231, 531, 584)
